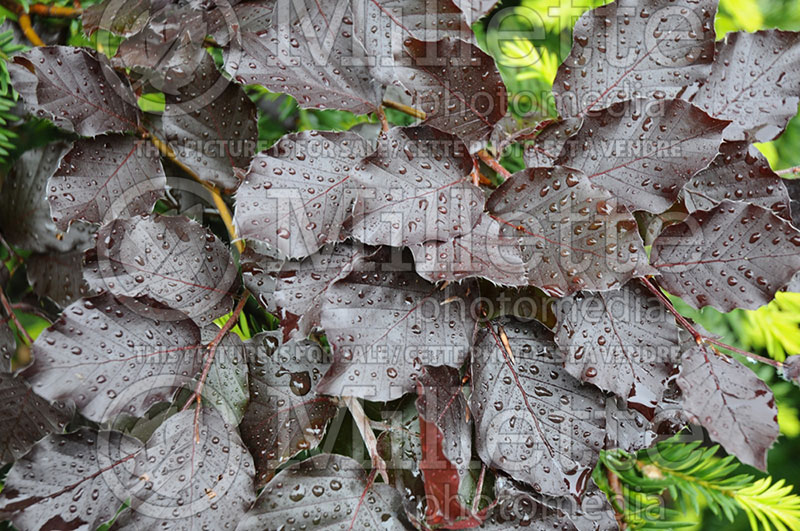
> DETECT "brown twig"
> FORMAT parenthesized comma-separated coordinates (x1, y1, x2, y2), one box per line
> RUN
(606, 468, 627, 530)
(640, 276, 784, 369)
(29, 4, 82, 17)
(477, 149, 511, 179)
(0, 285, 33, 345)
(187, 291, 250, 441)
(375, 107, 390, 132)
(342, 395, 390, 483)
(776, 166, 800, 176)
(382, 99, 427, 120)
(148, 134, 244, 254)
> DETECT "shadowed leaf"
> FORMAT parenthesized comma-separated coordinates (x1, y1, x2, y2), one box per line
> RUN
(677, 346, 778, 470)
(651, 200, 800, 311)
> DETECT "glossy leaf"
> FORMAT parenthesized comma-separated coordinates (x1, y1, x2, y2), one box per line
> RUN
(677, 346, 778, 470)
(683, 141, 791, 219)
(240, 333, 337, 488)
(554, 0, 717, 117)
(238, 453, 405, 530)
(0, 428, 142, 530)
(161, 54, 258, 191)
(416, 366, 483, 528)
(351, 126, 482, 247)
(48, 134, 166, 230)
(84, 215, 239, 326)
(115, 408, 256, 529)
(235, 130, 368, 259)
(82, 0, 153, 37)
(651, 200, 800, 311)
(272, 243, 373, 338)
(225, 0, 382, 114)
(26, 293, 205, 423)
(522, 118, 581, 169)
(554, 281, 681, 417)
(9, 46, 141, 135)
(0, 320, 12, 373)
(26, 250, 93, 308)
(688, 30, 800, 142)
(471, 317, 606, 498)
(453, 0, 498, 25)
(0, 142, 94, 254)
(411, 213, 527, 286)
(557, 98, 729, 213)
(487, 166, 651, 296)
(317, 266, 477, 401)
(0, 373, 74, 465)
(396, 37, 507, 145)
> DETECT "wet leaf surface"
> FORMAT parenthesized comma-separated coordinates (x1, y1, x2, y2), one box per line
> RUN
(9, 46, 141, 135)
(683, 141, 791, 219)
(49, 134, 166, 230)
(84, 215, 239, 326)
(557, 99, 728, 213)
(471, 317, 606, 498)
(240, 333, 337, 488)
(554, 281, 681, 417)
(651, 200, 800, 311)
(677, 345, 779, 470)
(26, 293, 205, 423)
(554, 0, 717, 118)
(0, 373, 74, 465)
(238, 453, 406, 530)
(26, 250, 93, 308)
(688, 30, 800, 142)
(487, 166, 651, 296)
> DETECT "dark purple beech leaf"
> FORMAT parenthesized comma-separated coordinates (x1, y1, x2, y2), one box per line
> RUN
(0, 428, 142, 530)
(784, 177, 800, 229)
(489, 114, 548, 157)
(396, 37, 508, 146)
(471, 317, 606, 498)
(351, 126, 483, 247)
(604, 397, 656, 453)
(522, 118, 582, 169)
(411, 213, 527, 286)
(241, 333, 337, 488)
(272, 243, 375, 338)
(487, 166, 651, 297)
(677, 345, 778, 470)
(84, 215, 239, 326)
(317, 267, 478, 401)
(416, 365, 471, 482)
(8, 46, 141, 136)
(49, 134, 166, 230)
(0, 320, 12, 373)
(0, 373, 74, 465)
(416, 365, 482, 528)
(206, 1, 276, 46)
(25, 293, 205, 423)
(235, 130, 370, 259)
(683, 142, 791, 219)
(225, 0, 382, 114)
(556, 99, 729, 214)
(453, 0, 498, 25)
(26, 251, 93, 308)
(782, 355, 800, 386)
(238, 453, 406, 530)
(651, 200, 800, 311)
(196, 331, 249, 425)
(240, 244, 284, 314)
(688, 30, 800, 142)
(115, 408, 255, 530)
(82, 0, 153, 37)
(553, 0, 717, 118)
(481, 476, 616, 530)
(162, 54, 258, 191)
(112, 5, 208, 94)
(554, 281, 681, 417)
(0, 142, 94, 254)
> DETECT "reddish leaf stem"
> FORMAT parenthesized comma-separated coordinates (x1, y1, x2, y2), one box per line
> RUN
(0, 285, 33, 345)
(477, 149, 511, 179)
(776, 166, 800, 176)
(639, 276, 783, 369)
